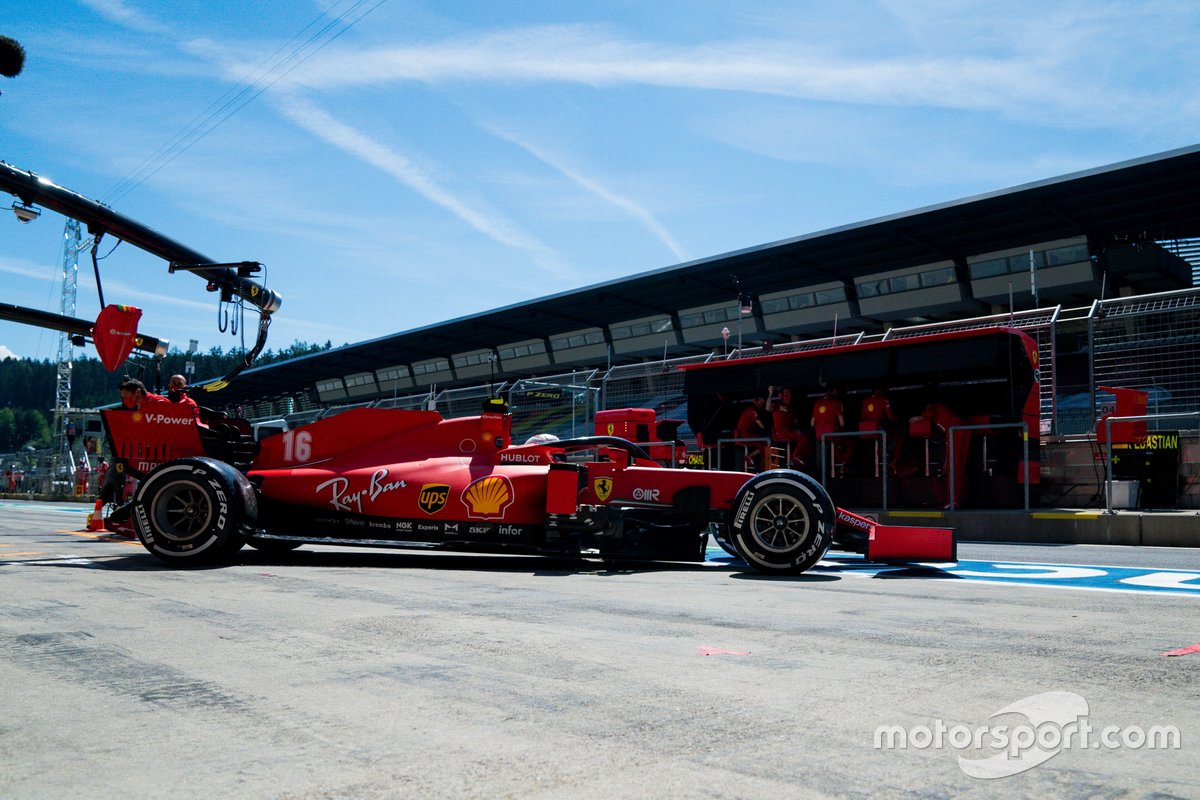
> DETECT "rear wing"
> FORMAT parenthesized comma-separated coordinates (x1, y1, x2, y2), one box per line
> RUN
(102, 404, 207, 479)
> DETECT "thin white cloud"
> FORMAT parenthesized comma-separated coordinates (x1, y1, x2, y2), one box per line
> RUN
(267, 24, 1116, 121)
(78, 0, 174, 35)
(0, 257, 59, 282)
(490, 127, 689, 262)
(92, 279, 215, 313)
(274, 94, 573, 279)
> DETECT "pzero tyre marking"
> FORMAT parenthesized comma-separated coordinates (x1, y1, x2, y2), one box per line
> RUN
(133, 458, 248, 564)
(728, 470, 834, 574)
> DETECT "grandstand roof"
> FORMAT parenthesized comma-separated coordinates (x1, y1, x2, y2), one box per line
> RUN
(212, 144, 1200, 408)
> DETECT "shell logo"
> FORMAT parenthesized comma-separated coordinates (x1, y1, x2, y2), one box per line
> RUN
(461, 475, 514, 519)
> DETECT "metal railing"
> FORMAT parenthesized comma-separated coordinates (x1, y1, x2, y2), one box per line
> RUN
(818, 429, 888, 511)
(946, 422, 1031, 511)
(714, 437, 773, 471)
(1103, 412, 1200, 514)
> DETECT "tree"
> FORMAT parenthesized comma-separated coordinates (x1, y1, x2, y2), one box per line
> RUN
(0, 408, 17, 452)
(13, 408, 51, 449)
(0, 340, 336, 414)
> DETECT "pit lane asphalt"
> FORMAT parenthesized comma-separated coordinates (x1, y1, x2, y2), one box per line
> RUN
(1, 500, 1197, 799)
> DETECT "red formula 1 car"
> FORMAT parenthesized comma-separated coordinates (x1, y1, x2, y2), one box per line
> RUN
(100, 399, 955, 574)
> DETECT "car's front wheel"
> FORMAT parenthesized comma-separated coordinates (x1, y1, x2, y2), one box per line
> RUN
(727, 470, 834, 574)
(133, 458, 252, 565)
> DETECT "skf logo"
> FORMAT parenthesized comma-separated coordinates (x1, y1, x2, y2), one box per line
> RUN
(462, 476, 513, 519)
(417, 483, 450, 515)
(593, 477, 613, 502)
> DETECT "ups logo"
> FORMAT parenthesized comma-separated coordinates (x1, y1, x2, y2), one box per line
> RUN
(417, 483, 450, 515)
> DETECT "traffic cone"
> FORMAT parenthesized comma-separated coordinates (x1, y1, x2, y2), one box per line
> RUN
(86, 498, 105, 532)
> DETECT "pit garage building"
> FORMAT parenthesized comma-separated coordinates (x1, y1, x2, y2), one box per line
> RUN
(207, 144, 1199, 427)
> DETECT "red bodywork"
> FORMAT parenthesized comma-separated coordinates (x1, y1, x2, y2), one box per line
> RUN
(101, 400, 955, 572)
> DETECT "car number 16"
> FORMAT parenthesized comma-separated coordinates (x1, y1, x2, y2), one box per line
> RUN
(281, 430, 313, 462)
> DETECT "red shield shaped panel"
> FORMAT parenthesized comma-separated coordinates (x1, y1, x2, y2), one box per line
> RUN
(93, 304, 143, 372)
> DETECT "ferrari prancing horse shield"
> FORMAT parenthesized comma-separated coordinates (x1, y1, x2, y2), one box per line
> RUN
(593, 477, 613, 502)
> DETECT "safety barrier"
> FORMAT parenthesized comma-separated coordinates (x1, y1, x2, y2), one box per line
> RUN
(1103, 412, 1200, 514)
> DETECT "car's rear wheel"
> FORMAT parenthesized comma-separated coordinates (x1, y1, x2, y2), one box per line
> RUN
(133, 458, 251, 565)
(728, 470, 833, 574)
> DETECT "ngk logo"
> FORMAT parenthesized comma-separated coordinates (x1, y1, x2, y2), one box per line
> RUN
(632, 487, 660, 502)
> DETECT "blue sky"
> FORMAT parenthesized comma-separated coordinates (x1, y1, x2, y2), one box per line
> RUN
(1, 0, 1197, 362)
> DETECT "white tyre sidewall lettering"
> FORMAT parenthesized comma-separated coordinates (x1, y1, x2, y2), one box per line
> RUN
(134, 461, 232, 559)
(730, 472, 832, 573)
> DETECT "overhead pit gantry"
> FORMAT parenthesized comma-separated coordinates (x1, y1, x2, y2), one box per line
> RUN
(0, 160, 282, 388)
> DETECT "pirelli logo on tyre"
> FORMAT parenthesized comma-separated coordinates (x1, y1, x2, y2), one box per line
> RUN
(418, 483, 450, 515)
(733, 489, 756, 528)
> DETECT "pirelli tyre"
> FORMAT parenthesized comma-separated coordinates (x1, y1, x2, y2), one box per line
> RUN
(727, 470, 834, 574)
(132, 457, 255, 564)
